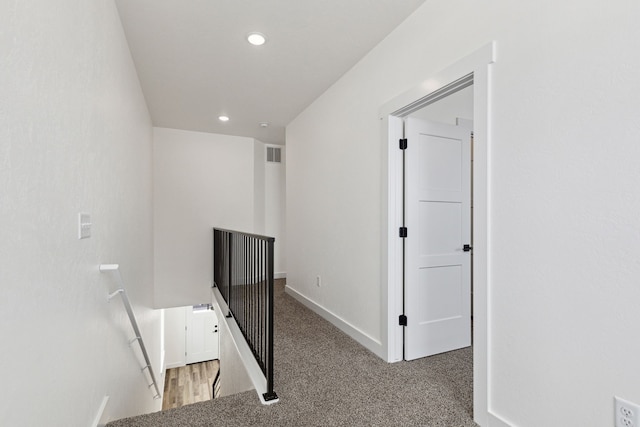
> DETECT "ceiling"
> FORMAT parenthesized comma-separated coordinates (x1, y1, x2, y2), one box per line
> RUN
(115, 0, 426, 145)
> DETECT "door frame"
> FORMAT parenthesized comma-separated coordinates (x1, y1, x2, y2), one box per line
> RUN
(379, 42, 495, 427)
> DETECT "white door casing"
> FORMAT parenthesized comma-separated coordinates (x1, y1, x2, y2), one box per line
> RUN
(404, 117, 471, 360)
(381, 42, 495, 426)
(185, 307, 219, 364)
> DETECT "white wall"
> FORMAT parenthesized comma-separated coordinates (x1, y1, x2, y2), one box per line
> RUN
(265, 146, 287, 276)
(286, 1, 640, 426)
(153, 128, 255, 307)
(154, 130, 287, 306)
(163, 306, 187, 369)
(0, 1, 161, 425)
(253, 140, 266, 235)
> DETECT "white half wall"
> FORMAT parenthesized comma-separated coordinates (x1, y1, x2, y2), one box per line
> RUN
(0, 1, 161, 425)
(210, 290, 255, 399)
(153, 128, 255, 307)
(286, 0, 640, 426)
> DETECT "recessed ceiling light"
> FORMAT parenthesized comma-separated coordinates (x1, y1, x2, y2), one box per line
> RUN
(247, 32, 266, 46)
(218, 115, 229, 122)
(259, 122, 269, 128)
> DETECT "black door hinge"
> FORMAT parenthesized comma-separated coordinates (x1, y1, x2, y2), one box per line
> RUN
(463, 244, 473, 252)
(399, 138, 407, 150)
(399, 227, 407, 238)
(399, 314, 407, 326)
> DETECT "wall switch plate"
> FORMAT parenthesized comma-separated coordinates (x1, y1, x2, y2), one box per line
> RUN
(615, 396, 640, 427)
(78, 212, 91, 239)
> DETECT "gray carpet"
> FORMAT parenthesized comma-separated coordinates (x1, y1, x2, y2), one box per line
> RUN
(108, 280, 477, 426)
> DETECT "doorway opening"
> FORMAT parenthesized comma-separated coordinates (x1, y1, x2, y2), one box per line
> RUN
(380, 42, 494, 426)
(403, 84, 474, 361)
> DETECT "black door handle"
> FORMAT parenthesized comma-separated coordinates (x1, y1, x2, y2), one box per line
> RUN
(463, 244, 472, 252)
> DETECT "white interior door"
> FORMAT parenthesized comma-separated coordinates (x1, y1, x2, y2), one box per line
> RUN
(185, 306, 219, 364)
(404, 117, 471, 361)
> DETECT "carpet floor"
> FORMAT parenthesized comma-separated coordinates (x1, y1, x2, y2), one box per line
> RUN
(108, 280, 477, 426)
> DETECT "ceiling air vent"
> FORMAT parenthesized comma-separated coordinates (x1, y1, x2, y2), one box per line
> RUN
(266, 146, 282, 163)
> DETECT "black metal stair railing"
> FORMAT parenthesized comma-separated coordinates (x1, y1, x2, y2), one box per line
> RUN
(212, 228, 277, 402)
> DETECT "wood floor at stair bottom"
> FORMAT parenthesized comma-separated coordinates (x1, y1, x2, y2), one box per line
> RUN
(162, 360, 220, 411)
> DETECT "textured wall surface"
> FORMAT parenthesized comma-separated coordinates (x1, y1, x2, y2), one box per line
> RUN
(0, 0, 160, 425)
(286, 0, 640, 426)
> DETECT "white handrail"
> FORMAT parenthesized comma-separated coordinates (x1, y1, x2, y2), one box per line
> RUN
(99, 264, 161, 400)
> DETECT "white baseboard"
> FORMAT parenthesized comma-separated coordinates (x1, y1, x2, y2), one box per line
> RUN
(274, 272, 286, 279)
(91, 396, 110, 427)
(165, 361, 186, 370)
(488, 412, 513, 427)
(284, 285, 384, 359)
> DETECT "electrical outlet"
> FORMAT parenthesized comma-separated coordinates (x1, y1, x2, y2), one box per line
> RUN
(615, 396, 640, 427)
